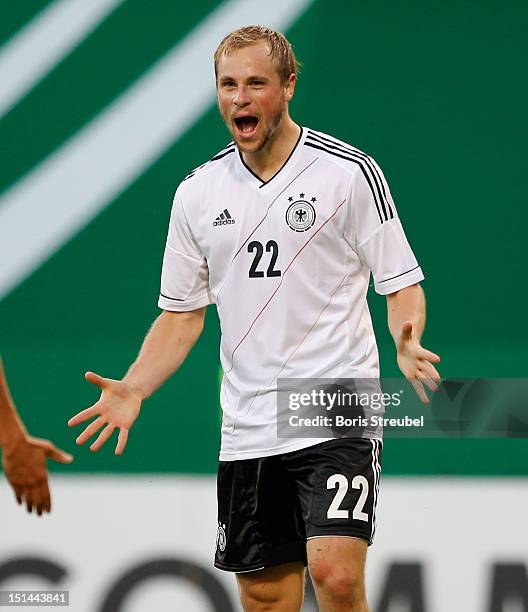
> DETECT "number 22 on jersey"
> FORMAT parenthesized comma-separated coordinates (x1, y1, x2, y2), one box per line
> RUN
(248, 240, 281, 278)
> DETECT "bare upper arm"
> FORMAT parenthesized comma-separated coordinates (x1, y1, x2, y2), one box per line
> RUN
(160, 307, 206, 330)
(385, 283, 422, 302)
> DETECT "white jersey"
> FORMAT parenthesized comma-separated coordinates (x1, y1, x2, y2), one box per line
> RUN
(158, 127, 424, 460)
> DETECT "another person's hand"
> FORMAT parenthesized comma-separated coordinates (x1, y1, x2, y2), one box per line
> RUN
(396, 321, 441, 404)
(2, 434, 73, 515)
(68, 372, 143, 455)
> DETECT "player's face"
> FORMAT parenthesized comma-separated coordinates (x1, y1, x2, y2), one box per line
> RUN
(216, 41, 295, 153)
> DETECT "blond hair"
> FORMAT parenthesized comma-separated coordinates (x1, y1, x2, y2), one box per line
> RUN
(214, 25, 299, 84)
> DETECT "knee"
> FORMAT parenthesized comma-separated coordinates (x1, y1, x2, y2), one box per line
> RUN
(309, 558, 364, 603)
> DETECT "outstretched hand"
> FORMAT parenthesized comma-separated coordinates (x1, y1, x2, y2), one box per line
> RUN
(68, 372, 143, 455)
(396, 321, 441, 404)
(2, 435, 73, 515)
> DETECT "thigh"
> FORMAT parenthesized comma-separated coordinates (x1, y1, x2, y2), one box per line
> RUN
(237, 562, 305, 612)
(285, 438, 382, 545)
(215, 455, 307, 573)
(307, 536, 367, 573)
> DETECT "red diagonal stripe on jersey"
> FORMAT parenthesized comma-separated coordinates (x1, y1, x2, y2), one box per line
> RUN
(236, 271, 349, 423)
(225, 198, 346, 374)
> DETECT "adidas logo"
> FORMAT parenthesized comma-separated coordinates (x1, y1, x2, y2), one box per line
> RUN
(213, 209, 235, 226)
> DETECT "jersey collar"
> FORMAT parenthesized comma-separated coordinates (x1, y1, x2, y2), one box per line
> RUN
(235, 126, 306, 189)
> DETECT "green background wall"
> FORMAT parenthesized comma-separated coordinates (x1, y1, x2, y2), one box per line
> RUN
(1, 0, 526, 475)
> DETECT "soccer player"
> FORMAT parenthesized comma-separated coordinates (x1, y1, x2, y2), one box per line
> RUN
(68, 26, 440, 611)
(0, 357, 73, 515)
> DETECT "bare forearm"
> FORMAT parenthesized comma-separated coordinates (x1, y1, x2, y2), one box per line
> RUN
(0, 359, 26, 449)
(122, 308, 205, 399)
(387, 284, 426, 343)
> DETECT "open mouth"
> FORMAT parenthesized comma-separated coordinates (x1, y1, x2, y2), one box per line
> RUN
(234, 116, 259, 138)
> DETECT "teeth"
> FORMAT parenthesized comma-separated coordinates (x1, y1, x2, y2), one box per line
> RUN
(234, 117, 258, 135)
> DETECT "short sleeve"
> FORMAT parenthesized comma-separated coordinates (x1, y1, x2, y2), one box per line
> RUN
(158, 187, 212, 311)
(348, 156, 425, 295)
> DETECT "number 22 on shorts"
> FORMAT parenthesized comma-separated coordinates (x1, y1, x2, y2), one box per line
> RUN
(326, 473, 369, 521)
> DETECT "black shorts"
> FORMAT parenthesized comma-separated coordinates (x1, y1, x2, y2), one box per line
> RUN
(214, 438, 382, 573)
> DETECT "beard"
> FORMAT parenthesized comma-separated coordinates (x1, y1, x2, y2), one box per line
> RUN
(251, 111, 284, 153)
